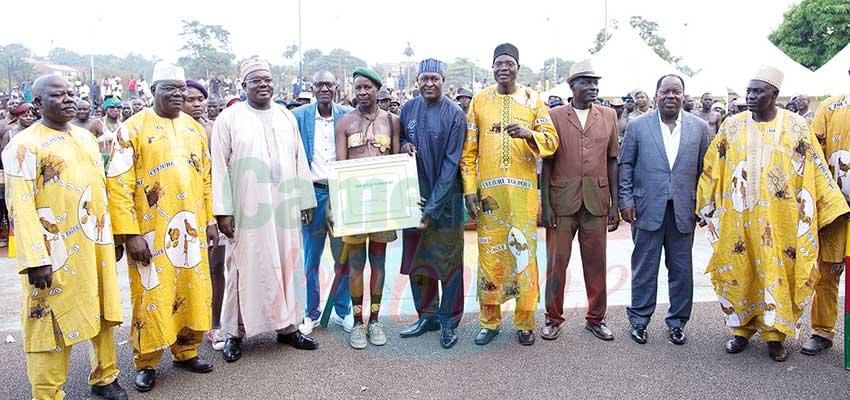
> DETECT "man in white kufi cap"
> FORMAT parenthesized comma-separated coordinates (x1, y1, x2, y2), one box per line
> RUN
(106, 61, 220, 392)
(211, 56, 320, 362)
(696, 65, 849, 363)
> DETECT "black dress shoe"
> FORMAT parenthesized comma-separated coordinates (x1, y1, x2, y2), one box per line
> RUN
(630, 324, 648, 344)
(585, 322, 614, 341)
(173, 356, 214, 373)
(91, 380, 128, 400)
(517, 330, 535, 346)
(474, 328, 499, 345)
(277, 331, 319, 350)
(440, 327, 458, 349)
(134, 368, 156, 392)
(222, 337, 243, 363)
(669, 327, 686, 345)
(724, 335, 749, 354)
(400, 318, 440, 338)
(800, 335, 833, 356)
(767, 341, 788, 362)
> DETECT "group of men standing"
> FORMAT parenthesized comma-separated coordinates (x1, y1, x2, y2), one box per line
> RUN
(6, 41, 850, 400)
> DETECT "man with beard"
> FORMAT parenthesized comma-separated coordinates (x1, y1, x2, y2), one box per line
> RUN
(619, 74, 710, 345)
(106, 62, 217, 391)
(540, 60, 619, 342)
(697, 66, 848, 362)
(334, 67, 401, 349)
(292, 70, 355, 334)
(4, 74, 127, 400)
(211, 57, 319, 362)
(694, 93, 722, 137)
(398, 59, 466, 349)
(461, 43, 559, 346)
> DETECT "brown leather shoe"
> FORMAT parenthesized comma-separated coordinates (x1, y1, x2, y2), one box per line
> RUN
(540, 321, 561, 340)
(585, 322, 614, 341)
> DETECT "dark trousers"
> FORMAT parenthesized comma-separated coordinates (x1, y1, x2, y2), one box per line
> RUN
(402, 230, 464, 329)
(545, 204, 608, 325)
(627, 201, 694, 329)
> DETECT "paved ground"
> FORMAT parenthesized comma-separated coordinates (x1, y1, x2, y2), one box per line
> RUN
(0, 227, 847, 399)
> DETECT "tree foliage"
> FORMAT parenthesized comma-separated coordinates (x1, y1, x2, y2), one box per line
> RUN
(46, 47, 156, 82)
(589, 20, 618, 55)
(0, 44, 36, 90)
(300, 48, 368, 82)
(540, 57, 575, 84)
(444, 57, 489, 88)
(178, 20, 236, 80)
(769, 0, 850, 70)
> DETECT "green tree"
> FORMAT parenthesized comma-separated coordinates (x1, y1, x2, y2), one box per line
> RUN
(769, 0, 850, 70)
(629, 16, 698, 77)
(300, 49, 368, 82)
(178, 20, 236, 80)
(0, 43, 36, 91)
(283, 44, 299, 61)
(517, 65, 537, 86)
(444, 57, 488, 88)
(589, 19, 619, 54)
(540, 57, 575, 84)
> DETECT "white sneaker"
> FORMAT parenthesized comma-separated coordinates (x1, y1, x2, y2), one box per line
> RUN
(206, 329, 225, 351)
(350, 323, 368, 350)
(367, 321, 387, 346)
(331, 313, 354, 333)
(299, 317, 320, 335)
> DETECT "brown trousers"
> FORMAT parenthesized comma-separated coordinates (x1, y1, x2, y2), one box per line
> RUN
(545, 204, 608, 325)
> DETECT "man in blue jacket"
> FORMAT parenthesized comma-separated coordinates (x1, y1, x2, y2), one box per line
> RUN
(292, 71, 354, 333)
(618, 74, 709, 345)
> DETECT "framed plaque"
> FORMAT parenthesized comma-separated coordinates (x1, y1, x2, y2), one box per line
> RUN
(327, 153, 421, 237)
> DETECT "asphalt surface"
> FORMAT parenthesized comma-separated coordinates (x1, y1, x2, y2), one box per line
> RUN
(0, 301, 847, 400)
(1, 227, 847, 399)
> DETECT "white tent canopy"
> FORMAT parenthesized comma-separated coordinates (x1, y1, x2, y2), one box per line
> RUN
(543, 30, 681, 99)
(813, 44, 850, 96)
(542, 30, 830, 101)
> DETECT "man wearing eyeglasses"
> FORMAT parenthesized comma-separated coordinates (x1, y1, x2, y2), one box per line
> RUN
(106, 62, 218, 392)
(211, 57, 320, 363)
(292, 71, 355, 334)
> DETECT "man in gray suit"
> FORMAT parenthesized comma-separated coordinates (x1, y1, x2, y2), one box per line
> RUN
(618, 74, 710, 345)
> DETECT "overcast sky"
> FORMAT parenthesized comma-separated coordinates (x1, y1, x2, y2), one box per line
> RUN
(2, 0, 799, 71)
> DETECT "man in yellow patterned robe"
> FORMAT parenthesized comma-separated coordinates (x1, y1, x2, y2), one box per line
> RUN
(106, 62, 217, 392)
(461, 43, 558, 346)
(696, 66, 848, 362)
(803, 91, 850, 356)
(3, 75, 126, 399)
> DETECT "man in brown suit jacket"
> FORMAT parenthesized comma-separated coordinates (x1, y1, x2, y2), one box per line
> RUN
(540, 60, 620, 341)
